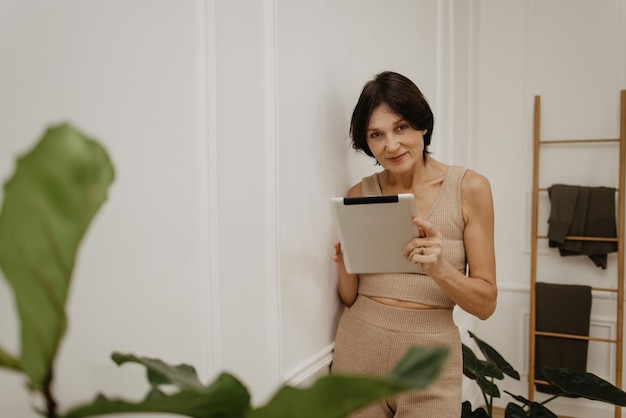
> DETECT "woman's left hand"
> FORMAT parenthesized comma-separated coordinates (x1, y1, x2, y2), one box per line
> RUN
(402, 217, 445, 277)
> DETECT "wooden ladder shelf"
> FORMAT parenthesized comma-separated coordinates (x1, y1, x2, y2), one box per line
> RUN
(528, 90, 626, 418)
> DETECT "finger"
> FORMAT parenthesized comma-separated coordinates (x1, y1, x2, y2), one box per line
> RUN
(406, 245, 425, 260)
(332, 242, 344, 263)
(409, 250, 424, 264)
(414, 217, 437, 238)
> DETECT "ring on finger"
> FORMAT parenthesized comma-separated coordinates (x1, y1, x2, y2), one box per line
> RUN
(419, 246, 425, 255)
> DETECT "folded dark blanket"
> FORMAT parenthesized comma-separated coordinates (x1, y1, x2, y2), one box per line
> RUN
(535, 282, 592, 394)
(548, 184, 617, 268)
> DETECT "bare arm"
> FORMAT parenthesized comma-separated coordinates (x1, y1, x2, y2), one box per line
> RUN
(403, 170, 497, 319)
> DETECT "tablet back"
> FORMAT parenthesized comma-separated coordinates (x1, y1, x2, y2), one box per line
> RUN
(330, 193, 423, 274)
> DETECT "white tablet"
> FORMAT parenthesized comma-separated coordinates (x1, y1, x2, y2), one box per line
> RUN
(330, 193, 423, 274)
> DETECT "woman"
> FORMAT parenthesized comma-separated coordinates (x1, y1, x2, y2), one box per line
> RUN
(331, 71, 497, 417)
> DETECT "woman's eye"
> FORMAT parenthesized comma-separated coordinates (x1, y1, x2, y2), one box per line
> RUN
(370, 132, 381, 139)
(397, 124, 408, 131)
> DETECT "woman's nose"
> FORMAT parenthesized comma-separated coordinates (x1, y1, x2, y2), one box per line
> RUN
(384, 134, 400, 150)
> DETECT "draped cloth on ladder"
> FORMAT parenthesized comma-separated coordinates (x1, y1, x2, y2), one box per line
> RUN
(547, 184, 617, 269)
(535, 282, 592, 394)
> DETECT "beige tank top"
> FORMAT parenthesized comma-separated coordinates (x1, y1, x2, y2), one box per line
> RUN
(357, 165, 468, 307)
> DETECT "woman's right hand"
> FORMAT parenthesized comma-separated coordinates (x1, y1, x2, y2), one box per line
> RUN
(333, 241, 359, 306)
(332, 242, 346, 268)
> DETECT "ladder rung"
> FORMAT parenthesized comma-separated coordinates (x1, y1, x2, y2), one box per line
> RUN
(534, 330, 618, 343)
(538, 187, 619, 192)
(591, 287, 619, 293)
(540, 138, 620, 144)
(537, 234, 619, 242)
(532, 379, 551, 385)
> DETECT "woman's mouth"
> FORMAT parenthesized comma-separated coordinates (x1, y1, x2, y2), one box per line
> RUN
(387, 153, 406, 163)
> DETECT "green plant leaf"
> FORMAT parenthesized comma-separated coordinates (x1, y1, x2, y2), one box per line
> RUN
(462, 344, 501, 398)
(468, 331, 520, 380)
(504, 402, 527, 418)
(387, 345, 450, 387)
(111, 352, 204, 391)
(61, 372, 251, 418)
(248, 375, 405, 418)
(0, 344, 21, 371)
(248, 346, 448, 418)
(63, 346, 446, 418)
(527, 402, 557, 418)
(504, 390, 531, 406)
(0, 123, 115, 389)
(504, 400, 557, 418)
(542, 366, 626, 406)
(461, 401, 489, 418)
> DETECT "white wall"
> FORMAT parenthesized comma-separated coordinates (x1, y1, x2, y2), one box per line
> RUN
(275, 0, 444, 384)
(2, 1, 624, 417)
(469, 1, 626, 417)
(0, 2, 215, 417)
(0, 0, 454, 416)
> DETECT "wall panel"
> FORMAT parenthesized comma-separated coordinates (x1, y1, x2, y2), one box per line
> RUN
(275, 0, 440, 382)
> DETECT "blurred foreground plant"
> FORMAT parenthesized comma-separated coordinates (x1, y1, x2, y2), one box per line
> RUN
(0, 124, 448, 418)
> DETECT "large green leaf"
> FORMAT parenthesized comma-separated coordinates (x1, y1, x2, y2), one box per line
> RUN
(543, 366, 626, 406)
(527, 402, 557, 418)
(468, 331, 520, 380)
(63, 346, 447, 418)
(504, 401, 558, 418)
(111, 353, 204, 391)
(62, 372, 251, 418)
(0, 344, 21, 371)
(462, 344, 501, 398)
(461, 401, 489, 418)
(62, 352, 250, 417)
(249, 346, 449, 418)
(0, 123, 115, 389)
(504, 402, 527, 418)
(387, 345, 449, 387)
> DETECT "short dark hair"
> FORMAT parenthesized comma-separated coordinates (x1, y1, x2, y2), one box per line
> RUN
(349, 71, 434, 162)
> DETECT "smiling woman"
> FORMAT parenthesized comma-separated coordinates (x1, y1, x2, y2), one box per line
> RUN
(330, 71, 497, 418)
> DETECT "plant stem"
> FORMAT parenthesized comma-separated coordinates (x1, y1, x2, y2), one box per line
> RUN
(42, 372, 58, 418)
(486, 377, 493, 417)
(481, 388, 493, 418)
(540, 393, 562, 406)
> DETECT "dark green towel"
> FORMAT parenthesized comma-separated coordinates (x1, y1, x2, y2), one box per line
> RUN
(548, 184, 617, 269)
(535, 282, 592, 394)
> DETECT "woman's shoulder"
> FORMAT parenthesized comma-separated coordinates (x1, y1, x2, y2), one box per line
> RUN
(461, 168, 492, 193)
(461, 168, 494, 212)
(347, 182, 363, 197)
(345, 172, 381, 197)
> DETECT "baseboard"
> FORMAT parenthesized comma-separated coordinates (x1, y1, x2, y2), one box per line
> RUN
(283, 343, 334, 387)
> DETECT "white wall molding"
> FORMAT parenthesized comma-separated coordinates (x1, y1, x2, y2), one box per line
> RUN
(435, 0, 452, 163)
(283, 343, 333, 387)
(202, 0, 222, 377)
(498, 281, 623, 302)
(466, 0, 478, 168)
(263, 0, 283, 388)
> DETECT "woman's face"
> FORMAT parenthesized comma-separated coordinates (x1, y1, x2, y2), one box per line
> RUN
(366, 104, 427, 173)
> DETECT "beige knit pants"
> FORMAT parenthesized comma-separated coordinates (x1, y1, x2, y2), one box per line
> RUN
(331, 296, 462, 418)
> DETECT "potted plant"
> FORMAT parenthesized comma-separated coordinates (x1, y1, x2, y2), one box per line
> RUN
(462, 330, 626, 417)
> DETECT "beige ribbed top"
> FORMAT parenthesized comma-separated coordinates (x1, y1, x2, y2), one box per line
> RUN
(357, 165, 468, 307)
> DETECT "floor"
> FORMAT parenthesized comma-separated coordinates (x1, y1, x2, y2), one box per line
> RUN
(492, 406, 573, 418)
